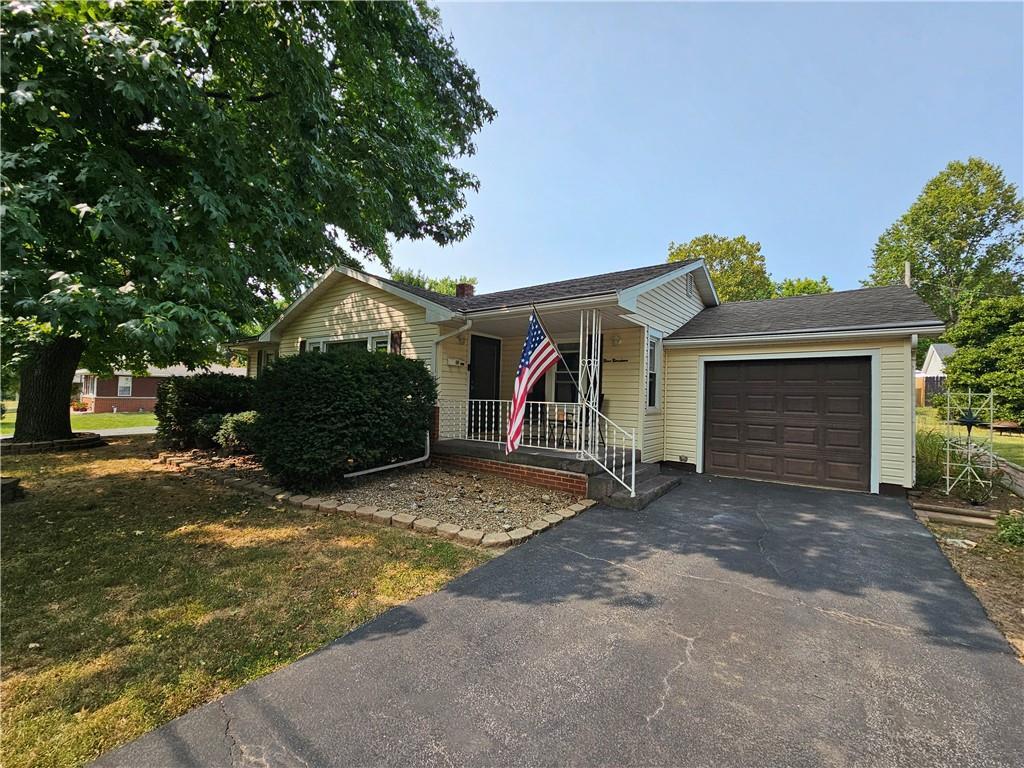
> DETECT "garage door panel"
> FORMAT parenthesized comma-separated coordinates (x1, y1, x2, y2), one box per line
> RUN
(825, 395, 867, 416)
(782, 395, 817, 415)
(825, 427, 865, 450)
(709, 449, 740, 469)
(825, 460, 867, 485)
(708, 421, 740, 441)
(742, 453, 777, 474)
(704, 358, 871, 492)
(745, 394, 778, 414)
(783, 425, 817, 447)
(782, 457, 818, 480)
(709, 393, 740, 413)
(746, 423, 778, 444)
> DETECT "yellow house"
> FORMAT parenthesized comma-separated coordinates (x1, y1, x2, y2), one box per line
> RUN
(233, 262, 942, 505)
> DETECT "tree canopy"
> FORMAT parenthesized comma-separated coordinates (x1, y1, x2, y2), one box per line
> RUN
(668, 234, 774, 302)
(1, 0, 494, 440)
(863, 158, 1024, 324)
(774, 275, 832, 297)
(943, 296, 1024, 423)
(668, 235, 837, 302)
(389, 267, 478, 296)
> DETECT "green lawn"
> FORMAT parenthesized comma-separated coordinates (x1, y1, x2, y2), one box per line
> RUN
(917, 406, 1024, 466)
(0, 411, 157, 436)
(1, 437, 489, 767)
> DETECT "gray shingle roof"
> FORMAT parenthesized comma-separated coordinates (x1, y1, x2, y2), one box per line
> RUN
(378, 261, 696, 313)
(666, 285, 942, 340)
(930, 343, 956, 360)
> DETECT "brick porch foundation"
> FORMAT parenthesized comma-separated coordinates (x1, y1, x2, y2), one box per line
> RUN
(435, 454, 589, 497)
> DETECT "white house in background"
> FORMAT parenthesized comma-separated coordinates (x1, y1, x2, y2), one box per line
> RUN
(921, 343, 956, 377)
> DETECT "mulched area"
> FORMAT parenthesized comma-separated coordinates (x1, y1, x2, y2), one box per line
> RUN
(928, 521, 1024, 662)
(161, 450, 577, 533)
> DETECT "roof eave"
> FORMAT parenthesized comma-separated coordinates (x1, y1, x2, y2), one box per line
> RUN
(464, 293, 619, 317)
(616, 260, 718, 311)
(664, 323, 946, 347)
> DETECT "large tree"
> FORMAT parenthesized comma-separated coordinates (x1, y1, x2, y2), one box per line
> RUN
(668, 234, 774, 302)
(775, 275, 832, 297)
(864, 158, 1024, 324)
(1, 0, 494, 440)
(943, 296, 1024, 423)
(389, 267, 477, 296)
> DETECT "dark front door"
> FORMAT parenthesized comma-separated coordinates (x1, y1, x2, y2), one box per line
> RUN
(703, 357, 872, 492)
(469, 336, 501, 438)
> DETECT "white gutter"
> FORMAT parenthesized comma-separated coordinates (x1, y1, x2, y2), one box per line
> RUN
(664, 324, 945, 347)
(464, 295, 618, 318)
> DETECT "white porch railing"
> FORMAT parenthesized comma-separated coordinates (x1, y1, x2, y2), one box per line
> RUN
(578, 402, 636, 496)
(437, 398, 636, 496)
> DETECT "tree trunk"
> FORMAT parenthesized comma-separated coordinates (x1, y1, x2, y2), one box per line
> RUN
(13, 337, 85, 442)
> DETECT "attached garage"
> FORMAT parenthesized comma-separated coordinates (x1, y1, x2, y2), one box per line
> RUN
(660, 285, 945, 495)
(703, 357, 872, 492)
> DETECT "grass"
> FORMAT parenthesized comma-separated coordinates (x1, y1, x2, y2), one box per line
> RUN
(0, 437, 490, 767)
(917, 406, 1024, 466)
(0, 411, 157, 436)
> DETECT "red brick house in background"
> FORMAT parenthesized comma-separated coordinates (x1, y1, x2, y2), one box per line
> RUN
(74, 364, 245, 413)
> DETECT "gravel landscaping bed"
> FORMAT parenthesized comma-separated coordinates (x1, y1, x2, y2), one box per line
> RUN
(322, 466, 576, 532)
(160, 451, 578, 533)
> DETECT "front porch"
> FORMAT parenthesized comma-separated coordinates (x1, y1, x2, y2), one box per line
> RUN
(431, 438, 683, 511)
(432, 303, 655, 501)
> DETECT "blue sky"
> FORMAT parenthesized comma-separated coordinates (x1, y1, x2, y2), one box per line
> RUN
(386, 1, 1023, 293)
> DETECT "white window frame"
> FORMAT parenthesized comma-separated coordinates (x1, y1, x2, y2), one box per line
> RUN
(645, 331, 662, 411)
(117, 376, 133, 397)
(307, 331, 392, 354)
(82, 375, 96, 396)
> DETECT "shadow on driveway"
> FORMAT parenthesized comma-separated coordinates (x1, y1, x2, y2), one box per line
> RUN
(97, 474, 1024, 767)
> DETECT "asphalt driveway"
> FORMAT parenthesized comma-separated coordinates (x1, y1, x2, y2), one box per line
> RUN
(99, 475, 1024, 767)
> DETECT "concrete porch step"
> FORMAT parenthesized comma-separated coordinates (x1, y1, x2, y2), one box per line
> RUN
(602, 468, 683, 511)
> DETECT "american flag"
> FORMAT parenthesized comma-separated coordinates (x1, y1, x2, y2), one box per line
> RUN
(506, 313, 560, 454)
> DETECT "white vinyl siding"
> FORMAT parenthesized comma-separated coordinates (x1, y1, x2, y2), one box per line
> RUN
(662, 336, 915, 489)
(633, 273, 706, 334)
(631, 273, 706, 462)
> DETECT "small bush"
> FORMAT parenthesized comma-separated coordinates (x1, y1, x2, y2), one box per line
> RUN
(216, 411, 260, 454)
(254, 348, 436, 487)
(995, 512, 1024, 548)
(915, 430, 946, 489)
(155, 373, 255, 448)
(193, 413, 225, 449)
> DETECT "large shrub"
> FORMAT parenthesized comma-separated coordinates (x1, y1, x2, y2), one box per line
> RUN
(215, 411, 260, 454)
(155, 373, 255, 448)
(254, 349, 436, 487)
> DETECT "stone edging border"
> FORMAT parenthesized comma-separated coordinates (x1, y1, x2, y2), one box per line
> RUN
(0, 432, 105, 455)
(158, 453, 598, 548)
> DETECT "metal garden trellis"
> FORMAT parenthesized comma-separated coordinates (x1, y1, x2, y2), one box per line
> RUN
(943, 390, 996, 498)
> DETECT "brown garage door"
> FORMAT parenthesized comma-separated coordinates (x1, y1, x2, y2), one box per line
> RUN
(703, 357, 871, 492)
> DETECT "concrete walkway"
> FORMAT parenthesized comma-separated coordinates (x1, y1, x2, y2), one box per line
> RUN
(97, 475, 1024, 767)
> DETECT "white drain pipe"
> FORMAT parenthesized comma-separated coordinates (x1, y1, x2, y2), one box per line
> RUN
(343, 431, 431, 479)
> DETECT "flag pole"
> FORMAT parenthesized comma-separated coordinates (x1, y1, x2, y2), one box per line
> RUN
(530, 303, 581, 392)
